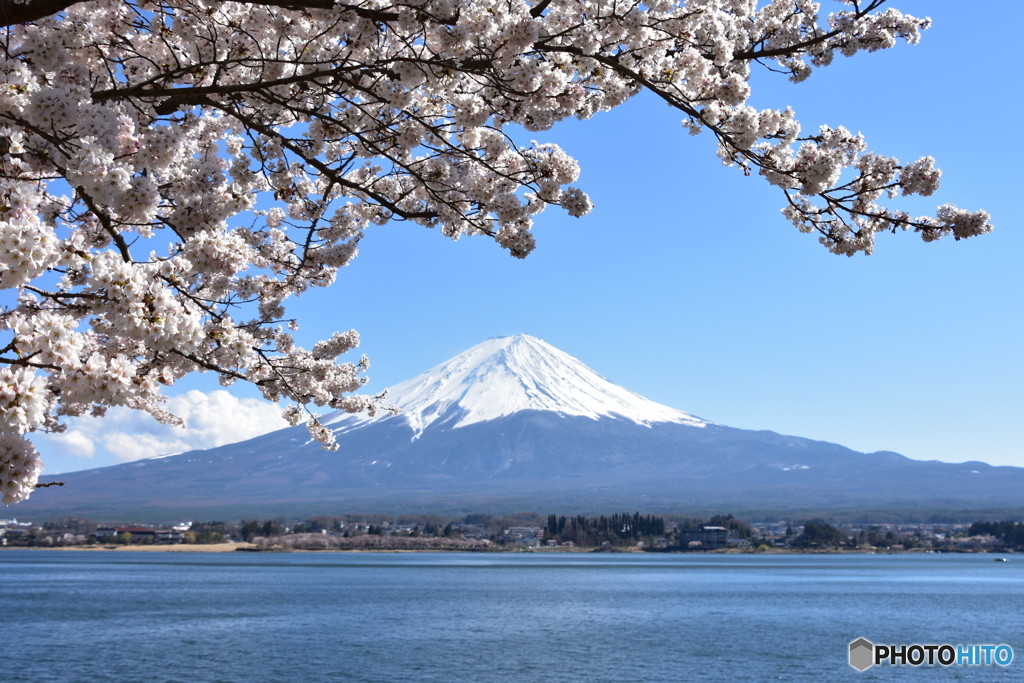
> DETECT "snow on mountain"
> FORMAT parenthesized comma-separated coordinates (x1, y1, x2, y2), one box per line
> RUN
(324, 334, 706, 438)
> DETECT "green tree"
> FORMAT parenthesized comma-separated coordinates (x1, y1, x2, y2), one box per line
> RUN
(794, 520, 844, 548)
(239, 520, 263, 542)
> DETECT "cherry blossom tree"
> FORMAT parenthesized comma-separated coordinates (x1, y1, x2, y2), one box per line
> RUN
(0, 0, 993, 504)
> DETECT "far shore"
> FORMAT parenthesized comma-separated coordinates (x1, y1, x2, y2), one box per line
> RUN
(2, 543, 1013, 555)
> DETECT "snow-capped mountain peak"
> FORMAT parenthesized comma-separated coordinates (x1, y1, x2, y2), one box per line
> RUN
(324, 334, 706, 438)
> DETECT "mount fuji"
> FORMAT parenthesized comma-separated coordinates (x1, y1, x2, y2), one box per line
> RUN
(18, 334, 1024, 519)
(325, 334, 707, 438)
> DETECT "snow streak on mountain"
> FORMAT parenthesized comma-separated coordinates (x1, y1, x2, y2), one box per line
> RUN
(324, 334, 707, 438)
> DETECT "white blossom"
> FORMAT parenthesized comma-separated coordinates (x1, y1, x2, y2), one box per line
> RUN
(0, 434, 43, 505)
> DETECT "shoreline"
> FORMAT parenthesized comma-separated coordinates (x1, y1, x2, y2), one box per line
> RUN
(1, 542, 253, 553)
(1, 543, 1013, 555)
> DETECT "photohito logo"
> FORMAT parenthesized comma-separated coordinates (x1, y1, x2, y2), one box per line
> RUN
(849, 638, 1013, 671)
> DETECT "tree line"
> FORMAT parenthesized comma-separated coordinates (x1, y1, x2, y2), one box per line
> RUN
(12, 513, 1021, 551)
(545, 512, 666, 546)
(968, 521, 1024, 549)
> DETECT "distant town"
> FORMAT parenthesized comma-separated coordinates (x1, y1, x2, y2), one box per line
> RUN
(2, 513, 1022, 553)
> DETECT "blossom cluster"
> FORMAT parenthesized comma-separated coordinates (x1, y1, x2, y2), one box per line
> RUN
(0, 0, 992, 503)
(0, 368, 45, 503)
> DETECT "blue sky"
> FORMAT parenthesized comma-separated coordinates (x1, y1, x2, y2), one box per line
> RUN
(36, 1, 1024, 474)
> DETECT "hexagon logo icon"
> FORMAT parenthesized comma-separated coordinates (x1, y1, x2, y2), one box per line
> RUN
(849, 638, 874, 671)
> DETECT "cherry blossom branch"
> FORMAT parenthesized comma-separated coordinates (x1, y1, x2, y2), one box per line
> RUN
(733, 0, 887, 61)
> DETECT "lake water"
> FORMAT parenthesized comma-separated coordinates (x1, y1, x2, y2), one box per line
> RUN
(2, 550, 1021, 682)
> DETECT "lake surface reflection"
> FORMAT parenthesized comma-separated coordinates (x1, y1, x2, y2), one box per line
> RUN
(3, 551, 1022, 682)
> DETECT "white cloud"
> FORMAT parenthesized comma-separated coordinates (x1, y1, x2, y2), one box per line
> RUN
(104, 431, 185, 462)
(34, 390, 290, 466)
(47, 430, 96, 458)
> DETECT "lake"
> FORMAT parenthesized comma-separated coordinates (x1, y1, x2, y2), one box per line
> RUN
(2, 551, 1021, 682)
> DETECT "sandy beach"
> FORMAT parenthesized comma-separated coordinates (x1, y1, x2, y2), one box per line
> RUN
(14, 543, 257, 552)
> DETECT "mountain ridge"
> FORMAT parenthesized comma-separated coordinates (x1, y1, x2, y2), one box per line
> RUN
(15, 334, 1024, 519)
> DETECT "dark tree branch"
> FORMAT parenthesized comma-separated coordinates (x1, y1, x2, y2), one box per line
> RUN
(1, 0, 400, 29)
(93, 64, 368, 107)
(169, 348, 255, 382)
(242, 0, 398, 22)
(530, 0, 552, 19)
(0, 0, 81, 27)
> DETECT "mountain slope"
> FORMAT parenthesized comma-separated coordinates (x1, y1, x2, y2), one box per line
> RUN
(17, 335, 1024, 519)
